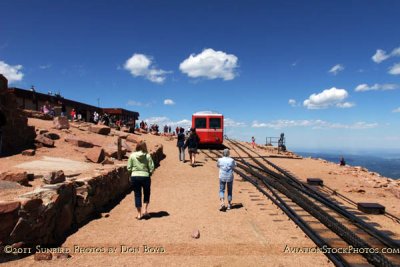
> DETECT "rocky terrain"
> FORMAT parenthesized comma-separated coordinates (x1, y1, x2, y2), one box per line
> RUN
(0, 116, 399, 266)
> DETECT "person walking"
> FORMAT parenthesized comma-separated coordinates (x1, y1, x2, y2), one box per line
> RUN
(177, 127, 186, 162)
(251, 136, 256, 149)
(127, 141, 155, 220)
(184, 128, 200, 167)
(217, 149, 236, 211)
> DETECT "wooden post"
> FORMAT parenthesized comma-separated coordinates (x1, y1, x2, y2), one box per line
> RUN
(117, 137, 122, 160)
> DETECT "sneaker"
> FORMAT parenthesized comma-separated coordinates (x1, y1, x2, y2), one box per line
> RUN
(219, 204, 225, 211)
(227, 204, 232, 210)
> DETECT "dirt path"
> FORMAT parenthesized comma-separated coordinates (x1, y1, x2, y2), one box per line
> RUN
(4, 137, 331, 266)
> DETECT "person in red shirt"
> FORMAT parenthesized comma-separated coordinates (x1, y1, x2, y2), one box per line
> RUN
(70, 108, 76, 121)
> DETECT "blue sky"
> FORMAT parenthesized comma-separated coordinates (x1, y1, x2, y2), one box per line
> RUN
(1, 0, 400, 153)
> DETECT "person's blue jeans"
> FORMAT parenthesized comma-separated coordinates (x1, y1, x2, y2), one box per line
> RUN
(131, 176, 151, 208)
(219, 180, 233, 202)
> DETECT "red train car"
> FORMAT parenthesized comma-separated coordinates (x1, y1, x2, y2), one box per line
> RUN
(192, 111, 224, 145)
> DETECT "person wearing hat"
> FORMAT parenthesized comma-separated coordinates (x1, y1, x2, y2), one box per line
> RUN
(217, 148, 236, 211)
(184, 127, 200, 167)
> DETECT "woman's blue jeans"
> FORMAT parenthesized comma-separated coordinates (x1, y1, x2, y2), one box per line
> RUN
(131, 176, 151, 208)
(219, 180, 233, 202)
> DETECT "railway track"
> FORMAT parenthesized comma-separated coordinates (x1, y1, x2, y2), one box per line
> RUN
(201, 139, 400, 267)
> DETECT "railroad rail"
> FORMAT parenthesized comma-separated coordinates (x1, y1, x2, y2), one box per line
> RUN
(201, 138, 400, 267)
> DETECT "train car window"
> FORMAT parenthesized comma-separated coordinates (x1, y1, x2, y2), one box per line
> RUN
(195, 118, 207, 129)
(209, 118, 221, 129)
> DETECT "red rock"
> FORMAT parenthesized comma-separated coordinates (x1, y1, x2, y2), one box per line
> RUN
(104, 146, 126, 158)
(126, 134, 141, 143)
(101, 157, 114, 165)
(85, 147, 105, 163)
(390, 188, 400, 199)
(35, 134, 55, 147)
(0, 172, 29, 185)
(37, 129, 49, 134)
(44, 132, 60, 140)
(89, 125, 111, 135)
(19, 198, 43, 212)
(43, 170, 65, 184)
(139, 128, 148, 134)
(121, 140, 133, 152)
(0, 201, 21, 214)
(53, 116, 70, 130)
(54, 252, 71, 259)
(21, 149, 35, 156)
(34, 252, 52, 261)
(191, 229, 200, 239)
(114, 131, 129, 139)
(65, 136, 94, 148)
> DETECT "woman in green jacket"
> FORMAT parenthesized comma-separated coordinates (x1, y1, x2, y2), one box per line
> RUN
(127, 141, 155, 219)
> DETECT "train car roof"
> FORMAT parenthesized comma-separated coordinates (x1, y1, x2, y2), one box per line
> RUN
(193, 111, 223, 116)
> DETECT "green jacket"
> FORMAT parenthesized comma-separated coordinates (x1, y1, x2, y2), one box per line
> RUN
(127, 151, 155, 177)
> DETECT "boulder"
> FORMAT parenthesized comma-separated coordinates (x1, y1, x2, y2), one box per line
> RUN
(0, 201, 21, 214)
(43, 170, 66, 184)
(85, 147, 105, 163)
(104, 145, 127, 158)
(101, 157, 114, 165)
(37, 129, 49, 134)
(21, 149, 35, 156)
(126, 134, 141, 143)
(114, 131, 129, 139)
(53, 116, 70, 129)
(44, 132, 60, 140)
(89, 125, 111, 135)
(0, 172, 29, 185)
(121, 140, 133, 152)
(65, 136, 94, 148)
(18, 198, 43, 212)
(35, 135, 55, 147)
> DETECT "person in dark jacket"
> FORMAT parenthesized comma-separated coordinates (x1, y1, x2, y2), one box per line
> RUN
(184, 128, 200, 167)
(177, 127, 186, 162)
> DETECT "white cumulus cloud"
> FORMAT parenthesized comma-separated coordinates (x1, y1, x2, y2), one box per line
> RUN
(355, 83, 399, 92)
(388, 63, 400, 75)
(371, 46, 400, 63)
(144, 116, 191, 128)
(328, 64, 344, 75)
(336, 102, 355, 108)
(163, 99, 175, 105)
(179, 48, 238, 80)
(372, 49, 390, 63)
(392, 47, 400, 56)
(303, 87, 350, 109)
(288, 99, 297, 107)
(224, 118, 246, 127)
(251, 119, 377, 130)
(124, 54, 169, 84)
(393, 107, 400, 113)
(126, 100, 152, 107)
(0, 60, 24, 83)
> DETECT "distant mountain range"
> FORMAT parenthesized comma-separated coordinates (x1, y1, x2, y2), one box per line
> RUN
(295, 152, 400, 180)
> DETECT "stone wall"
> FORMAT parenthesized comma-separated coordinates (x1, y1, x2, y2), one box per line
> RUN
(0, 144, 164, 253)
(0, 75, 36, 155)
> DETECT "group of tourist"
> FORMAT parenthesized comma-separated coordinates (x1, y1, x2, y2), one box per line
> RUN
(163, 125, 172, 134)
(177, 127, 200, 167)
(127, 127, 237, 220)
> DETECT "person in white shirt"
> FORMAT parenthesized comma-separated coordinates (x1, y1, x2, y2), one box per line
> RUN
(217, 149, 236, 211)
